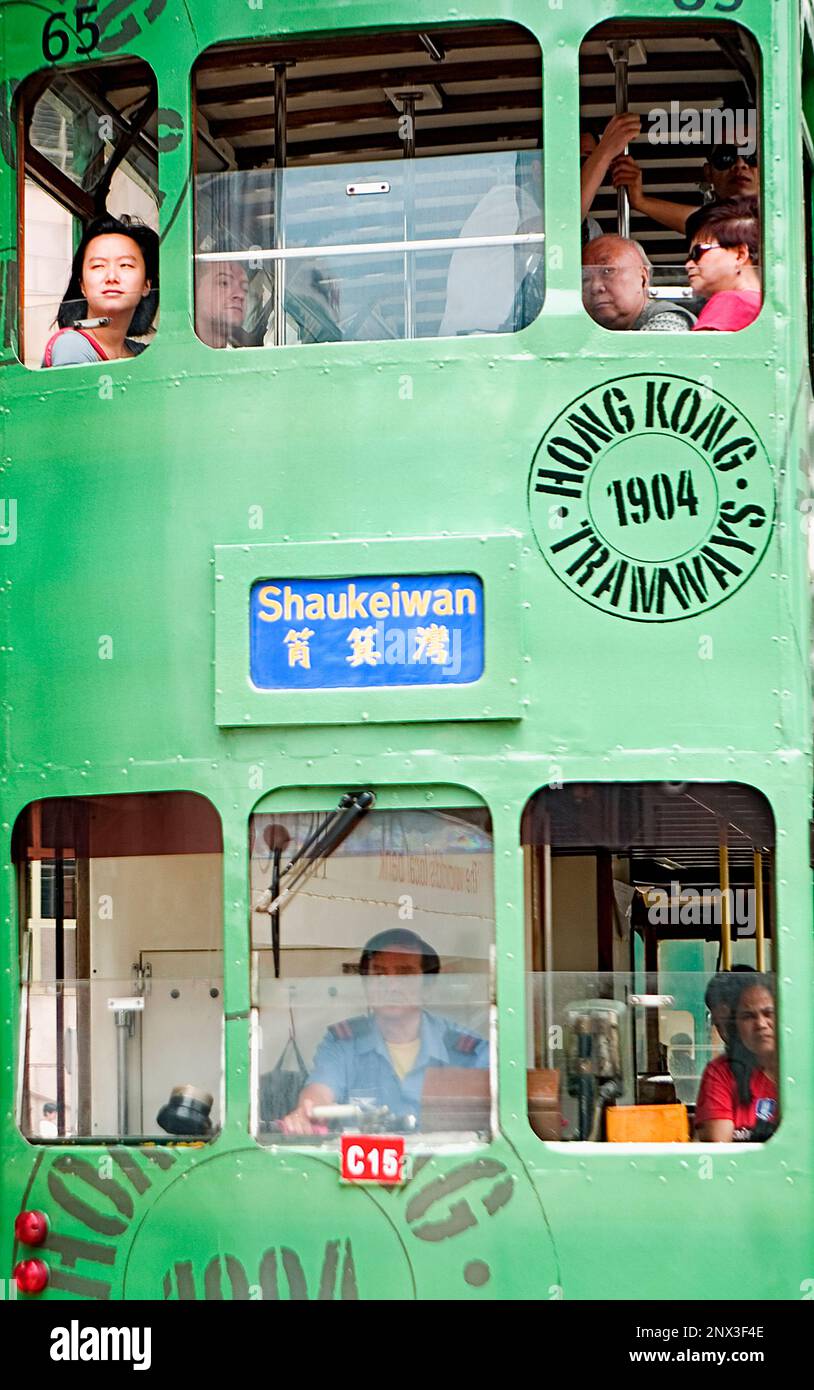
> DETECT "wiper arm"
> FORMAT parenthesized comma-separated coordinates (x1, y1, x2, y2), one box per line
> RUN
(256, 790, 375, 919)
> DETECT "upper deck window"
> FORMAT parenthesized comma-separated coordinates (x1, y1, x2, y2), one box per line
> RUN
(192, 25, 543, 348)
(579, 21, 762, 335)
(17, 58, 160, 368)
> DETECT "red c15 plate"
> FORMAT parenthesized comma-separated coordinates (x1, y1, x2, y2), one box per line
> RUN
(340, 1135, 406, 1184)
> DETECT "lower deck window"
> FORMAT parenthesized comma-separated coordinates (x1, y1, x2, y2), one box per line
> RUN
(249, 792, 494, 1143)
(522, 783, 777, 1143)
(14, 793, 223, 1142)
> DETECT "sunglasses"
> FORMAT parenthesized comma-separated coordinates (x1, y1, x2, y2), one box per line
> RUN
(687, 242, 722, 264)
(709, 147, 758, 171)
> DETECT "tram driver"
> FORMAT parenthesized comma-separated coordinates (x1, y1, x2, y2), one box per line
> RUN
(582, 234, 696, 331)
(280, 928, 488, 1135)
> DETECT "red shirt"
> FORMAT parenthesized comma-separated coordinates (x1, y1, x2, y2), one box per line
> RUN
(693, 290, 761, 332)
(695, 1056, 778, 1139)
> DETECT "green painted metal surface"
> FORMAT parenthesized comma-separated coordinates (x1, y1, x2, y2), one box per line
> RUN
(0, 0, 812, 1300)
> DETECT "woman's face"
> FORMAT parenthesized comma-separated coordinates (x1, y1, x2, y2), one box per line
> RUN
(734, 986, 775, 1063)
(685, 236, 748, 299)
(79, 234, 150, 323)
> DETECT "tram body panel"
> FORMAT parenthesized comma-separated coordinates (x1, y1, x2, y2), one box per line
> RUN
(1, 0, 812, 1301)
(0, 354, 799, 762)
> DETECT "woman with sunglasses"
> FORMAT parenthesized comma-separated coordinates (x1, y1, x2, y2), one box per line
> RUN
(684, 197, 761, 332)
(611, 142, 759, 235)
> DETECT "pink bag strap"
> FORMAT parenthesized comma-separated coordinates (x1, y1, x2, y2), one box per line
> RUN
(43, 327, 110, 367)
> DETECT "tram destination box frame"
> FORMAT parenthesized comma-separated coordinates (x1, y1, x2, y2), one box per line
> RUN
(214, 535, 524, 726)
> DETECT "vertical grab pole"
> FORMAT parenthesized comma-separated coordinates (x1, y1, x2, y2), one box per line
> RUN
(273, 63, 288, 347)
(543, 815, 555, 1069)
(54, 848, 66, 1137)
(719, 820, 732, 970)
(754, 849, 765, 971)
(612, 41, 631, 239)
(400, 95, 417, 341)
(115, 1010, 130, 1136)
(271, 846, 282, 979)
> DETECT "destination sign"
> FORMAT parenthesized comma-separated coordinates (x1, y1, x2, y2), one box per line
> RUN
(249, 573, 484, 689)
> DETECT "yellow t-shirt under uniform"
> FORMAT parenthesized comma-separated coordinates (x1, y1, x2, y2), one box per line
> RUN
(386, 1038, 421, 1080)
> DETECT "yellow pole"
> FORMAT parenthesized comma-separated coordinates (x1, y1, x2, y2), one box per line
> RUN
(754, 849, 765, 971)
(719, 821, 732, 970)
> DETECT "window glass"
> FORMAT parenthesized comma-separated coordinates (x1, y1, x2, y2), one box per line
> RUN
(249, 794, 493, 1142)
(579, 23, 761, 334)
(193, 25, 543, 347)
(522, 783, 777, 1143)
(17, 58, 159, 368)
(14, 794, 223, 1142)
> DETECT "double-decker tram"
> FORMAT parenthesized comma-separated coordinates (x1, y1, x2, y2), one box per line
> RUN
(1, 0, 813, 1302)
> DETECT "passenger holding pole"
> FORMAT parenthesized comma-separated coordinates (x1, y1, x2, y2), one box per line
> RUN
(611, 142, 759, 235)
(580, 114, 642, 242)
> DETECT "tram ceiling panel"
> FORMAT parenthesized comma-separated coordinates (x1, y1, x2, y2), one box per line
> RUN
(194, 23, 543, 170)
(522, 784, 775, 866)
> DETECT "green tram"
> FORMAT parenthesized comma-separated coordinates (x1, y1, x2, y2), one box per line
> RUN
(1, 0, 813, 1302)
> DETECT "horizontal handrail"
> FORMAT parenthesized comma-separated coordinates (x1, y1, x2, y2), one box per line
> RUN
(196, 231, 545, 263)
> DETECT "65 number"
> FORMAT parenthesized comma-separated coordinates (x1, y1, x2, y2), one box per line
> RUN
(673, 0, 742, 10)
(42, 6, 99, 62)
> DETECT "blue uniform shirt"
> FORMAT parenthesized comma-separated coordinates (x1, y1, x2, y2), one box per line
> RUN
(307, 1010, 489, 1122)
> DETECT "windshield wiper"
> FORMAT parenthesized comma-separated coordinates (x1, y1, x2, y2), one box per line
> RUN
(256, 791, 376, 975)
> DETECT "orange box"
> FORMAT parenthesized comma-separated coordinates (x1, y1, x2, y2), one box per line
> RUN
(606, 1103, 689, 1143)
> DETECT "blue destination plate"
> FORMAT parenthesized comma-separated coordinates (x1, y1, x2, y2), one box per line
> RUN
(250, 574, 484, 689)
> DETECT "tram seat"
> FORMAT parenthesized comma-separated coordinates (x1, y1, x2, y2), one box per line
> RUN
(605, 1103, 689, 1143)
(527, 1068, 562, 1141)
(422, 1067, 490, 1132)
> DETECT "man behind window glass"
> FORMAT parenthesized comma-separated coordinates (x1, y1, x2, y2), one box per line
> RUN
(195, 259, 249, 348)
(583, 234, 696, 331)
(280, 928, 488, 1134)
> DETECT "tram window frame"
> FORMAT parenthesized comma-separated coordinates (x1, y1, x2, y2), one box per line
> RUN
(579, 20, 763, 337)
(12, 792, 224, 1145)
(191, 23, 544, 351)
(521, 782, 778, 1146)
(15, 57, 161, 370)
(805, 144, 814, 391)
(803, 22, 814, 393)
(247, 788, 495, 1148)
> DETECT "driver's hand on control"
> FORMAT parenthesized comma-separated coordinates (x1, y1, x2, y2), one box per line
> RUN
(279, 1098, 328, 1136)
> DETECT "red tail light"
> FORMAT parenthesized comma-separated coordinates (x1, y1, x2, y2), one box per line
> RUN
(14, 1209, 49, 1246)
(13, 1258, 49, 1294)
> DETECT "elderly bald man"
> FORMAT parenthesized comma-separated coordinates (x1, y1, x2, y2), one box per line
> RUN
(583, 234, 696, 332)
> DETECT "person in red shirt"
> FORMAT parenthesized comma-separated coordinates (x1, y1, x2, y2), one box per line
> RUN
(685, 197, 761, 333)
(695, 974, 778, 1142)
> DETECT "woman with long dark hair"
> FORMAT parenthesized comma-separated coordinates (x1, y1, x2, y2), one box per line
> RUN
(695, 972, 778, 1141)
(43, 214, 159, 367)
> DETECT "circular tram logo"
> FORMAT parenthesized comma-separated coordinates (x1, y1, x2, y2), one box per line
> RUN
(528, 374, 774, 622)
